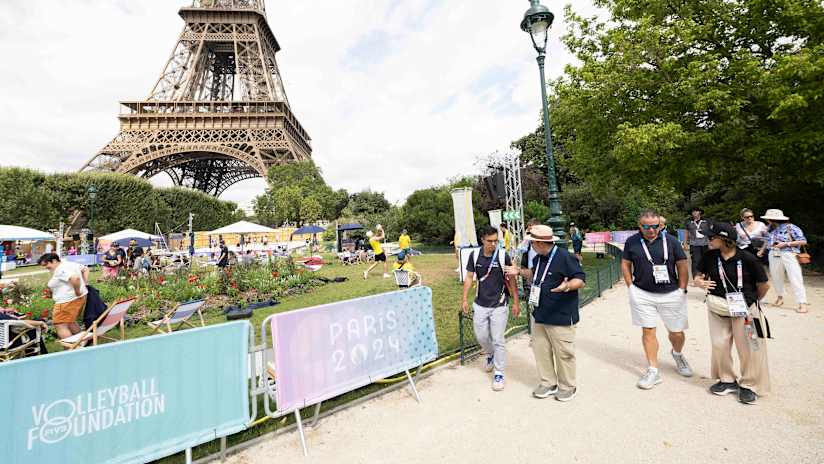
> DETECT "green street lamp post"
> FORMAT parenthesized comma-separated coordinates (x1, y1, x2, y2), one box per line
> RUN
(87, 185, 98, 235)
(521, 0, 567, 246)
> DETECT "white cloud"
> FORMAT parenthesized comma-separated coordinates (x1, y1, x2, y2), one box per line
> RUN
(0, 0, 600, 208)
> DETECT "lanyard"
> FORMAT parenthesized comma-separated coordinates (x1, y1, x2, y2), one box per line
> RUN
(533, 246, 558, 286)
(479, 248, 500, 282)
(640, 233, 667, 264)
(717, 257, 743, 293)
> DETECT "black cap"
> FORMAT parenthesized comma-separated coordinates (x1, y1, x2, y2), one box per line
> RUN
(710, 222, 738, 241)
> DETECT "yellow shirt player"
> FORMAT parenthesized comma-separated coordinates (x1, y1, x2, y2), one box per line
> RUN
(369, 236, 383, 255)
(364, 229, 388, 279)
(399, 229, 411, 251)
(393, 261, 415, 271)
(501, 224, 512, 252)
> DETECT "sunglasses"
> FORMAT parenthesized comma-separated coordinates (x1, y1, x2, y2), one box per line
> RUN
(640, 224, 660, 230)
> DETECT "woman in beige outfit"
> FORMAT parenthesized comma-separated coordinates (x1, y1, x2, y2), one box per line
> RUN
(694, 222, 771, 405)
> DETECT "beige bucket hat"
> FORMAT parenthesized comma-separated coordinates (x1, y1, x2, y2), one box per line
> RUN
(525, 224, 560, 242)
(761, 209, 789, 221)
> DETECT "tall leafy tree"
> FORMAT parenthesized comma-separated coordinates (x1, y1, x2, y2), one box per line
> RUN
(554, 0, 824, 194)
(253, 160, 348, 226)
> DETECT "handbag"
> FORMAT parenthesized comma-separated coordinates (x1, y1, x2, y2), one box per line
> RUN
(787, 225, 811, 264)
(706, 294, 733, 317)
(738, 222, 764, 249)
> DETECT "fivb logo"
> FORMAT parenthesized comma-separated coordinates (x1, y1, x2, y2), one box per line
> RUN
(27, 378, 165, 450)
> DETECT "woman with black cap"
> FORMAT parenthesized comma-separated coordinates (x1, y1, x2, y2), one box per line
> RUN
(694, 222, 771, 405)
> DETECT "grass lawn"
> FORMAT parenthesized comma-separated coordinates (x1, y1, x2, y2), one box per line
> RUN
(1, 265, 48, 278)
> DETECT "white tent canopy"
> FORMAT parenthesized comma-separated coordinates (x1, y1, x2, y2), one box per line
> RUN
(0, 225, 55, 242)
(98, 229, 160, 242)
(208, 221, 277, 235)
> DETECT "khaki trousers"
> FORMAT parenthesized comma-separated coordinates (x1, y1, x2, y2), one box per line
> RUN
(532, 323, 576, 390)
(708, 311, 771, 395)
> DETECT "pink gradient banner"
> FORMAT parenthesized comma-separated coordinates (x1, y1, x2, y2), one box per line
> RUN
(271, 287, 438, 413)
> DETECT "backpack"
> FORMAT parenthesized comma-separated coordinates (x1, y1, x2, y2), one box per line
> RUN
(471, 248, 510, 300)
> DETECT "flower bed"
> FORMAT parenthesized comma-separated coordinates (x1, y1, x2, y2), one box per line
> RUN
(3, 257, 322, 324)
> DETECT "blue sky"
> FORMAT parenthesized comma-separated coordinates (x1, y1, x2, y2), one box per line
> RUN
(0, 0, 600, 209)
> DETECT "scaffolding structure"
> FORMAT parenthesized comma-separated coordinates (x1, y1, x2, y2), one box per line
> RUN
(502, 153, 525, 245)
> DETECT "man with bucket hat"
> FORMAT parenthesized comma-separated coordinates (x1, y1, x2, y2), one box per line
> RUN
(506, 224, 586, 401)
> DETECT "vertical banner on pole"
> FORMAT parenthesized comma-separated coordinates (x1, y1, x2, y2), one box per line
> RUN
(451, 187, 478, 247)
(488, 210, 502, 229)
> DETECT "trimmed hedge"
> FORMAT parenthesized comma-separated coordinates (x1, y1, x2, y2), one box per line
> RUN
(0, 167, 243, 234)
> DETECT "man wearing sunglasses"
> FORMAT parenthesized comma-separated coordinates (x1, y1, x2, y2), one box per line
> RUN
(622, 210, 692, 390)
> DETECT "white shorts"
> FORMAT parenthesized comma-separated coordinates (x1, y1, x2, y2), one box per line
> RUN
(628, 285, 688, 331)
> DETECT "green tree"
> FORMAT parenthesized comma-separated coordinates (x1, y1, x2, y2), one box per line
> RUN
(253, 161, 347, 226)
(345, 191, 391, 217)
(554, 0, 824, 194)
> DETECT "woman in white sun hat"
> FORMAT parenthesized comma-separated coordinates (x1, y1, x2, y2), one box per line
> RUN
(757, 209, 810, 313)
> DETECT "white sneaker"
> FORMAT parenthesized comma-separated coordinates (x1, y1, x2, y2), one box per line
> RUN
(362, 271, 368, 280)
(492, 374, 505, 391)
(671, 351, 693, 377)
(637, 368, 662, 390)
(484, 355, 494, 372)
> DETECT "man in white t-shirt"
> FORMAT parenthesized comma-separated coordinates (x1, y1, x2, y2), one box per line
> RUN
(38, 253, 89, 340)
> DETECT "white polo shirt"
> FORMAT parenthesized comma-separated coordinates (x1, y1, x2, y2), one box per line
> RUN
(48, 261, 88, 304)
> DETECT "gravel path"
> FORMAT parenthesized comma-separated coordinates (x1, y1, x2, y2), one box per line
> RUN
(226, 275, 824, 464)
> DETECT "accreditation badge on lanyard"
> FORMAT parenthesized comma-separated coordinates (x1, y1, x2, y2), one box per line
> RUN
(641, 234, 670, 284)
(719, 258, 748, 317)
(529, 247, 558, 307)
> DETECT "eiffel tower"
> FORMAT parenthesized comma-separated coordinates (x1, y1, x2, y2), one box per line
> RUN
(81, 0, 311, 196)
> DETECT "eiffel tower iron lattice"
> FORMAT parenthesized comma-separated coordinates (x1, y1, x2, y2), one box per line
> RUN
(81, 0, 311, 196)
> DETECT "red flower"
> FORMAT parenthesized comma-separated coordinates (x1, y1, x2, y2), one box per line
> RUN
(41, 309, 49, 318)
(25, 312, 32, 318)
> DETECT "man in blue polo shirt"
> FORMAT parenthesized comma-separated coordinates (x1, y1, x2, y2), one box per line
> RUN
(621, 209, 692, 390)
(507, 225, 586, 402)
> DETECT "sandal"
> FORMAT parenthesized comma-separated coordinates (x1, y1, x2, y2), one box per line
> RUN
(796, 304, 810, 314)
(773, 297, 784, 307)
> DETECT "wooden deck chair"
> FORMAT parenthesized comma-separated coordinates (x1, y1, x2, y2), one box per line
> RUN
(58, 298, 137, 350)
(147, 299, 206, 334)
(0, 320, 43, 361)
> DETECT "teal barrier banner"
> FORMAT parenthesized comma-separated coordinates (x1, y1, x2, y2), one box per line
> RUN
(0, 322, 250, 464)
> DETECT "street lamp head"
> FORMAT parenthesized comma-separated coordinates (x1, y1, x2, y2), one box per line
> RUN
(87, 185, 98, 201)
(521, 1, 554, 53)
